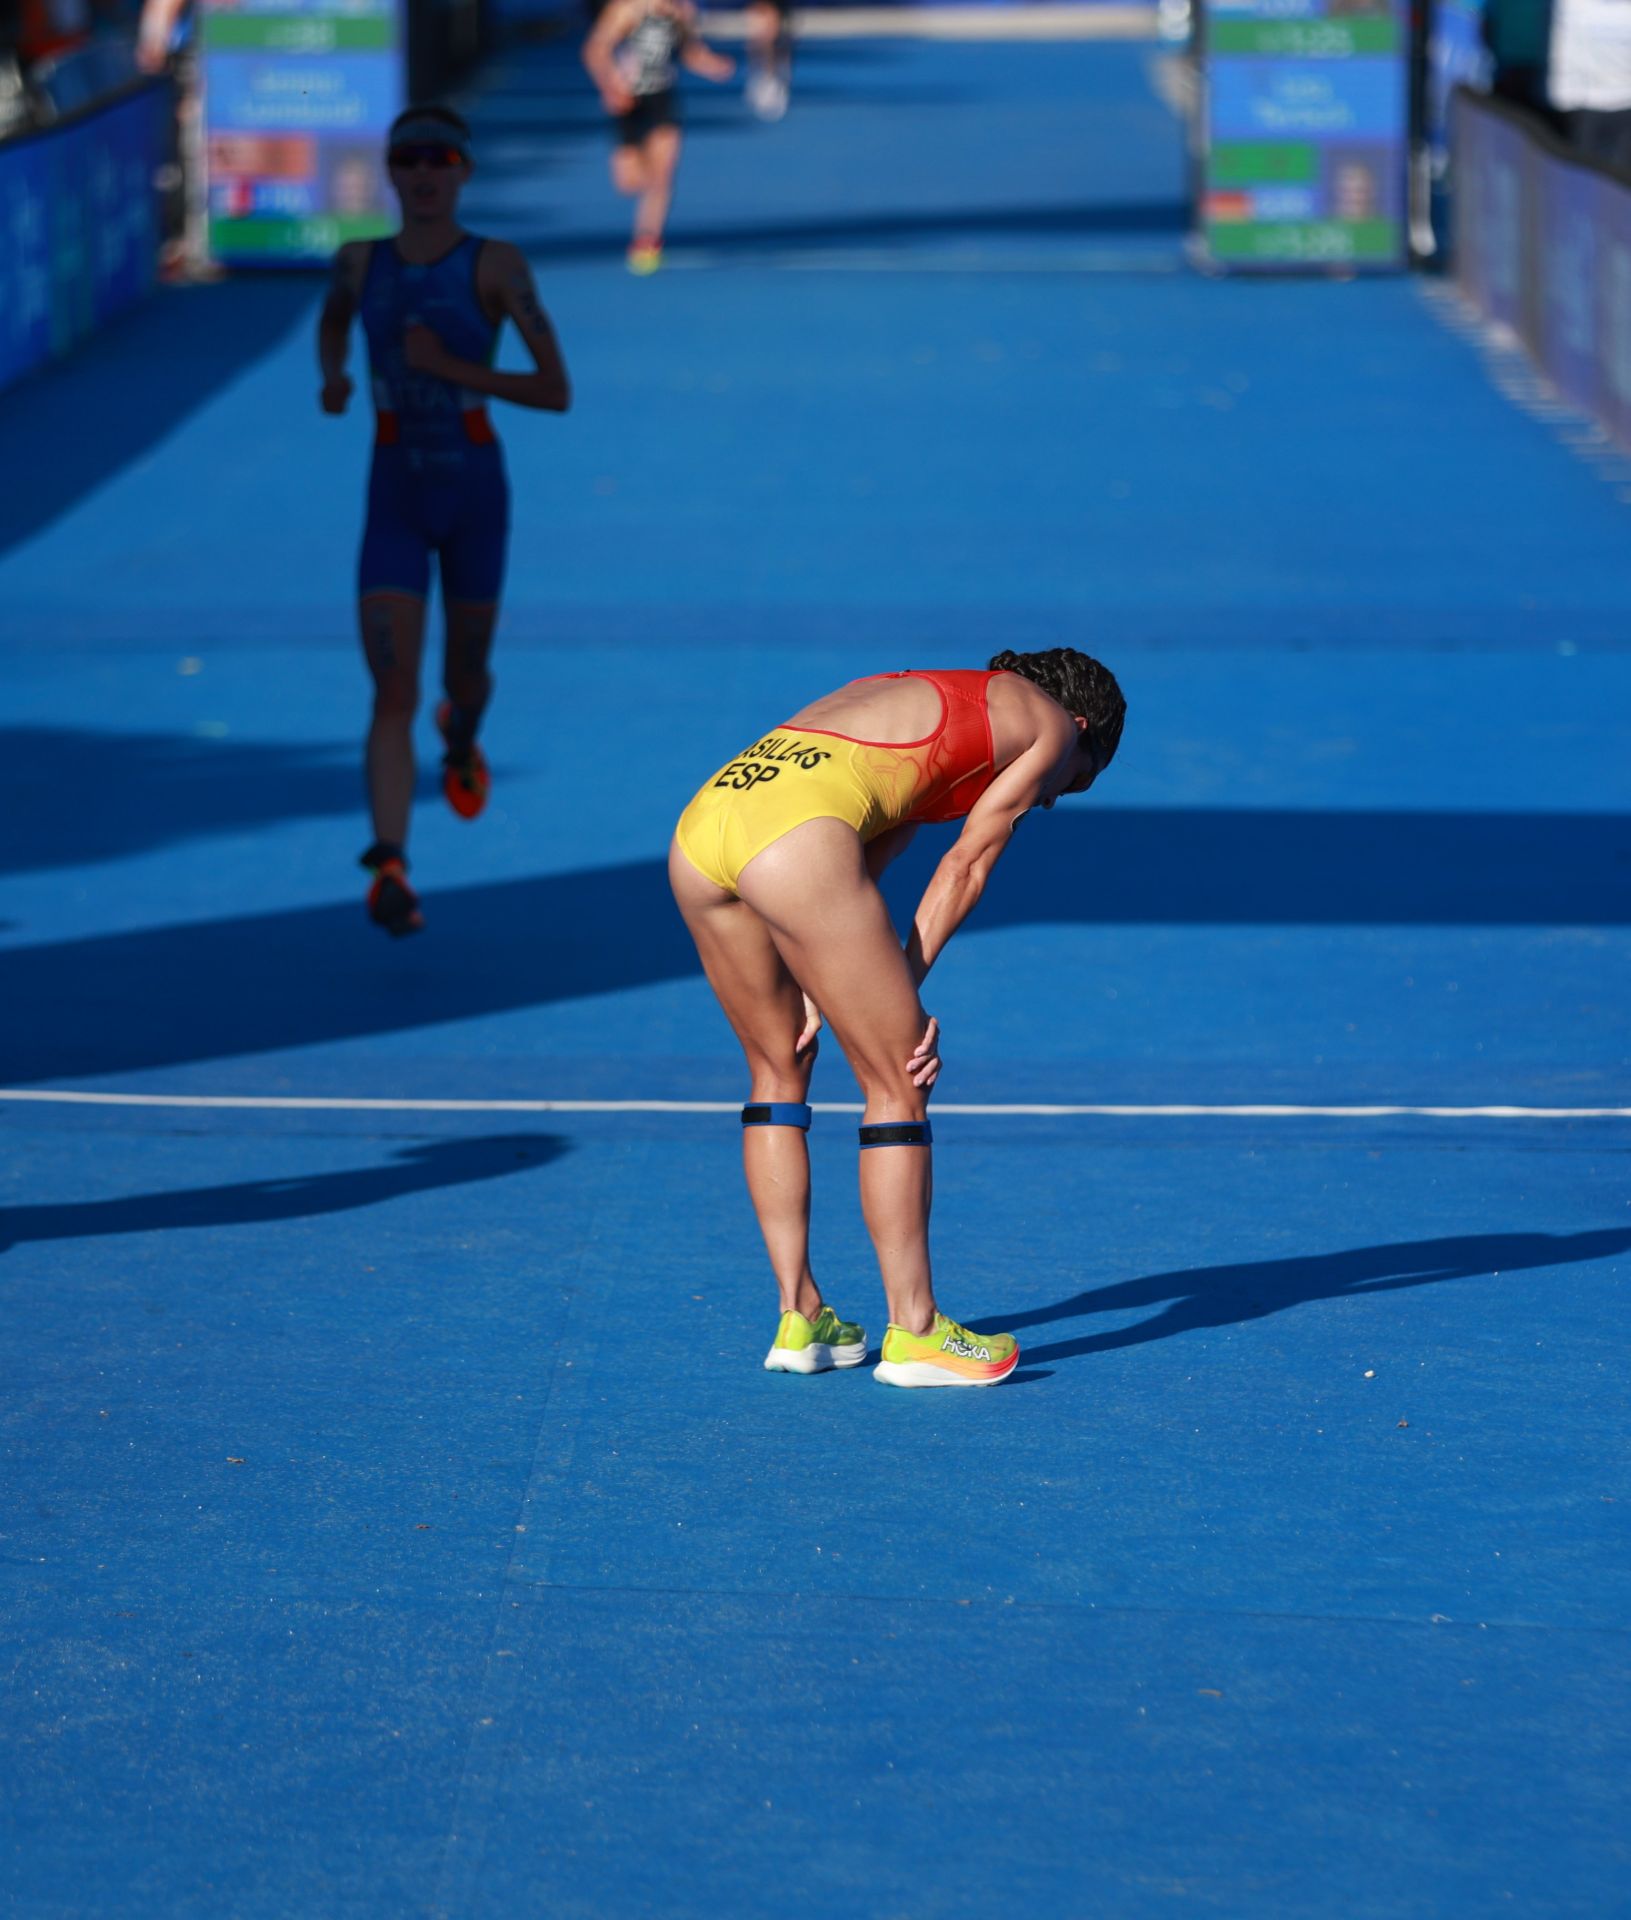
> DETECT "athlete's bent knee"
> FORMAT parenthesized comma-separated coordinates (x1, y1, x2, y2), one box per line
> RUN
(371, 678, 419, 721)
(854, 1061, 927, 1124)
(747, 1048, 814, 1106)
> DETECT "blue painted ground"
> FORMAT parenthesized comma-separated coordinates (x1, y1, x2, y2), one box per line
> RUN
(2, 33, 1629, 1920)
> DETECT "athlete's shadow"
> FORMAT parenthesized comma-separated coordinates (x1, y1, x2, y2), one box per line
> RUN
(0, 1133, 567, 1256)
(506, 196, 1186, 264)
(976, 1228, 1631, 1365)
(5, 802, 1631, 1081)
(0, 278, 317, 561)
(0, 727, 369, 877)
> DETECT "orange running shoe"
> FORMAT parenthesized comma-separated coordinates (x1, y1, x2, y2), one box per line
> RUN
(436, 701, 490, 821)
(361, 845, 424, 938)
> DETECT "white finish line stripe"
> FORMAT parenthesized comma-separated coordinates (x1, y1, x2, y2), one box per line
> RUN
(1, 1090, 1627, 1119)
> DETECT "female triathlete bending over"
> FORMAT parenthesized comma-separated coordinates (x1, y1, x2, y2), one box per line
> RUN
(669, 648, 1125, 1388)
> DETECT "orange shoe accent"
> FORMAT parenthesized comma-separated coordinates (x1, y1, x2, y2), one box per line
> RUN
(436, 701, 490, 821)
(366, 859, 424, 937)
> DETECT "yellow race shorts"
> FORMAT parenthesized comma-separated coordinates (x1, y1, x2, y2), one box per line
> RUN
(673, 726, 925, 895)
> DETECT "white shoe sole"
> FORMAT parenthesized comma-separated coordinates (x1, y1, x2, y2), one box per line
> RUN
(873, 1356, 1017, 1388)
(764, 1340, 869, 1373)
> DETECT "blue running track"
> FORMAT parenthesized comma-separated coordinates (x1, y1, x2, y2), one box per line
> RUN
(2, 34, 1628, 1919)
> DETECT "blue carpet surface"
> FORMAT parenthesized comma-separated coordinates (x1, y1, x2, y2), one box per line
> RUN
(1, 32, 1628, 1920)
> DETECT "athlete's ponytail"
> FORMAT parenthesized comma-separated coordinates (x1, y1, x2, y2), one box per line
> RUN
(989, 647, 1126, 769)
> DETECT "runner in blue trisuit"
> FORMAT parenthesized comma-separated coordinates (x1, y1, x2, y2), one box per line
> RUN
(317, 106, 571, 935)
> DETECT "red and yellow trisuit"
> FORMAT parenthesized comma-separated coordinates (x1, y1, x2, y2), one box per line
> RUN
(674, 668, 1006, 895)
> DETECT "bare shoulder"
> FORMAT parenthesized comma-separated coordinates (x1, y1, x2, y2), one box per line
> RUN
(478, 238, 527, 290)
(988, 669, 1076, 758)
(329, 239, 372, 294)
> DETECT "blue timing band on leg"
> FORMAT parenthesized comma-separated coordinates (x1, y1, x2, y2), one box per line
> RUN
(742, 1102, 813, 1130)
(858, 1120, 933, 1148)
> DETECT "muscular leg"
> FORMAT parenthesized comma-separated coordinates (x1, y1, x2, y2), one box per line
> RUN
(634, 125, 680, 246)
(670, 840, 823, 1319)
(737, 820, 938, 1336)
(441, 599, 497, 754)
(359, 592, 427, 849)
(611, 145, 647, 199)
(744, 0, 775, 68)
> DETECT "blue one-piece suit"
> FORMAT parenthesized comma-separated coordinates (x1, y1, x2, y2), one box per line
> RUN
(357, 235, 509, 604)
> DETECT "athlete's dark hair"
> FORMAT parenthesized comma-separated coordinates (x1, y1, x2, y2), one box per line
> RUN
(389, 104, 472, 141)
(989, 647, 1126, 769)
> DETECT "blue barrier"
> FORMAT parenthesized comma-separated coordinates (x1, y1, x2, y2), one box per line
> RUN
(0, 79, 170, 397)
(1453, 87, 1631, 452)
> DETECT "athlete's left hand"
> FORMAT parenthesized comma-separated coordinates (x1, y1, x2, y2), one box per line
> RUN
(403, 325, 454, 376)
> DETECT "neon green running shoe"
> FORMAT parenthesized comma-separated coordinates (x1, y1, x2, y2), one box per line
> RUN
(763, 1305, 868, 1374)
(873, 1312, 1019, 1388)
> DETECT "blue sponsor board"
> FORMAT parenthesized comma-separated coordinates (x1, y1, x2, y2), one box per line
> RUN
(1453, 89, 1631, 452)
(202, 0, 404, 262)
(0, 82, 167, 395)
(1202, 0, 1409, 270)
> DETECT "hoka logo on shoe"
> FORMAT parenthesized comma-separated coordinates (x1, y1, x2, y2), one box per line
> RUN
(941, 1333, 990, 1361)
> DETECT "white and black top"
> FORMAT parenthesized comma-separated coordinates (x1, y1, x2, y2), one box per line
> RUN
(620, 6, 688, 96)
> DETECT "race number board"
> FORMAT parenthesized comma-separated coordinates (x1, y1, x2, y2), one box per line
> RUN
(202, 0, 403, 263)
(1201, 0, 1409, 271)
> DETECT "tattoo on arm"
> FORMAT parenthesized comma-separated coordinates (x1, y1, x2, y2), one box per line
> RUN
(506, 265, 551, 340)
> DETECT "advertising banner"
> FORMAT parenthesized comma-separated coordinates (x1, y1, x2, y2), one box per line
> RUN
(1201, 0, 1409, 271)
(202, 0, 404, 264)
(0, 82, 167, 395)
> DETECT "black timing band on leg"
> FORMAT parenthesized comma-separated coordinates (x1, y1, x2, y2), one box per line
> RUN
(742, 1103, 813, 1131)
(858, 1121, 933, 1149)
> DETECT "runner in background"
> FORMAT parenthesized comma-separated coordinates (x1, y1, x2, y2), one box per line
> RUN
(134, 0, 212, 281)
(743, 0, 794, 121)
(582, 0, 735, 274)
(317, 106, 571, 936)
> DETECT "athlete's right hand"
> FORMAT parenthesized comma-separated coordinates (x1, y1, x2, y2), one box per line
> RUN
(602, 84, 634, 115)
(796, 994, 822, 1059)
(907, 1015, 941, 1090)
(320, 375, 353, 415)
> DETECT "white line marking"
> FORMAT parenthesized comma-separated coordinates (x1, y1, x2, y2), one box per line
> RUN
(699, 5, 1159, 40)
(659, 248, 1182, 274)
(1, 1090, 1626, 1119)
